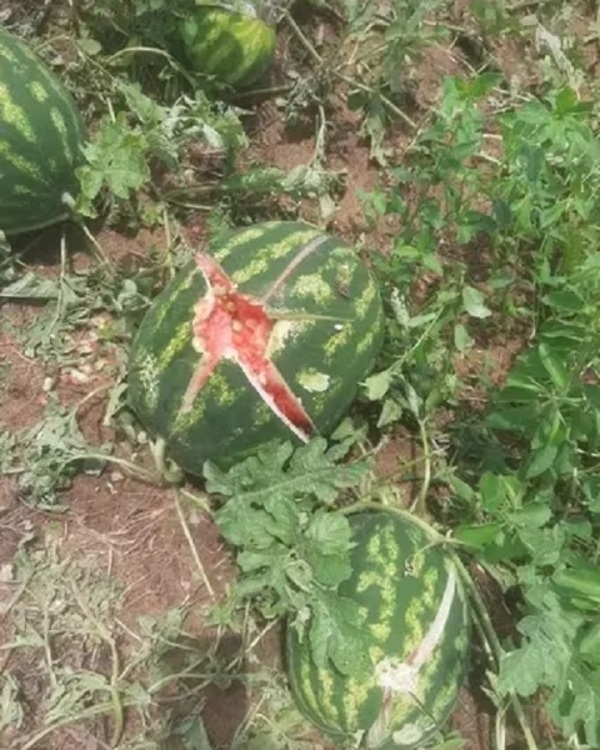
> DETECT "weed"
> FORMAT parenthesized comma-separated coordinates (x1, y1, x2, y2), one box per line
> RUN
(357, 39, 600, 750)
(1, 393, 110, 506)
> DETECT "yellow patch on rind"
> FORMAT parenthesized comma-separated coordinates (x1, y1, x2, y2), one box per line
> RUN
(157, 322, 191, 371)
(213, 226, 268, 261)
(0, 140, 44, 184)
(229, 229, 322, 286)
(290, 272, 334, 304)
(153, 269, 199, 329)
(27, 80, 49, 102)
(297, 369, 330, 393)
(50, 107, 68, 143)
(298, 660, 321, 716)
(355, 277, 378, 318)
(0, 83, 36, 143)
(135, 353, 160, 412)
(343, 677, 373, 729)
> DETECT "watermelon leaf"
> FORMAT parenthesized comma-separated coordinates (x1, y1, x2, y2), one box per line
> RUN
(207, 437, 367, 506)
(209, 438, 369, 663)
(302, 510, 354, 587)
(308, 590, 370, 677)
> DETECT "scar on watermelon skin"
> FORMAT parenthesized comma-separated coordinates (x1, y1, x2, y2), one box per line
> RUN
(366, 569, 457, 747)
(178, 240, 330, 442)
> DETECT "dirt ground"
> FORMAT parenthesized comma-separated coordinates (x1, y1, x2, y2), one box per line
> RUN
(0, 1, 578, 747)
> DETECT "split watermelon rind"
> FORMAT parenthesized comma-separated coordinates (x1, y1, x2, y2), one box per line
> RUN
(127, 220, 385, 475)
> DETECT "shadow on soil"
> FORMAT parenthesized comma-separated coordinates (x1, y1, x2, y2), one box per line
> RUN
(152, 631, 250, 750)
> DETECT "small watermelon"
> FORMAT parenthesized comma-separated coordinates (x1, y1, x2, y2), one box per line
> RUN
(178, 2, 276, 87)
(0, 25, 86, 235)
(127, 221, 384, 475)
(286, 508, 471, 749)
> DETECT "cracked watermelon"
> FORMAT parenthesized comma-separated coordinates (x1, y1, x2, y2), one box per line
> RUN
(178, 3, 276, 87)
(127, 221, 384, 475)
(286, 508, 471, 750)
(0, 25, 86, 235)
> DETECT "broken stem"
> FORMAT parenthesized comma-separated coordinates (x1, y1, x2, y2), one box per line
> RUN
(150, 437, 184, 484)
(410, 416, 432, 513)
(174, 490, 216, 599)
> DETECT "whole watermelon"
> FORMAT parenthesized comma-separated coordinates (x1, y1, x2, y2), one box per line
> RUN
(178, 2, 276, 87)
(286, 508, 471, 749)
(127, 221, 384, 475)
(0, 25, 86, 235)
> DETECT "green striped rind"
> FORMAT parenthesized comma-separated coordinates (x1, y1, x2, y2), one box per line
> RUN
(127, 220, 384, 475)
(178, 5, 276, 86)
(0, 26, 86, 235)
(286, 510, 471, 750)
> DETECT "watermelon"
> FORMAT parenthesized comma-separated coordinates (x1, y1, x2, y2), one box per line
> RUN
(0, 25, 86, 235)
(127, 221, 384, 475)
(286, 508, 471, 749)
(178, 2, 276, 87)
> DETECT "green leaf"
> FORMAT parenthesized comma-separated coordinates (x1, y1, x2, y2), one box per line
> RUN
(176, 717, 214, 750)
(516, 525, 565, 566)
(453, 323, 473, 353)
(462, 286, 492, 318)
(364, 369, 393, 400)
(584, 384, 600, 411)
(497, 589, 583, 698)
(447, 475, 477, 503)
(0, 273, 61, 300)
(542, 289, 585, 312)
(508, 505, 552, 529)
(549, 663, 600, 747)
(377, 397, 403, 428)
(308, 591, 370, 677)
(492, 197, 512, 229)
(524, 443, 557, 478)
(486, 405, 537, 433)
(207, 438, 366, 507)
(538, 343, 569, 390)
(453, 522, 504, 549)
(209, 439, 367, 657)
(285, 559, 314, 593)
(554, 564, 600, 605)
(76, 112, 151, 214)
(580, 623, 600, 664)
(302, 510, 353, 587)
(477, 474, 503, 511)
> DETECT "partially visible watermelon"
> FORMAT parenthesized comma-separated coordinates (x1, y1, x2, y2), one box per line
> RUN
(0, 25, 86, 235)
(127, 221, 384, 475)
(286, 508, 471, 749)
(178, 2, 276, 87)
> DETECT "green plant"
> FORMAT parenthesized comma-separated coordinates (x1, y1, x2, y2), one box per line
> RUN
(75, 81, 248, 221)
(5, 2, 600, 749)
(207, 438, 368, 656)
(358, 64, 600, 748)
(451, 257, 600, 745)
